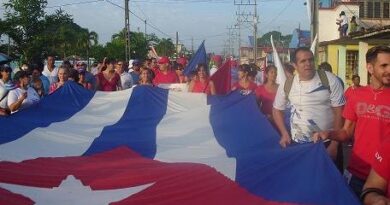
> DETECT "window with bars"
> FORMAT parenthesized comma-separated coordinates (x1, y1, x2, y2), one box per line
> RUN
(384, 3, 390, 18)
(346, 50, 359, 86)
(362, 1, 390, 19)
(374, 2, 381, 18)
(367, 2, 374, 18)
(359, 2, 365, 18)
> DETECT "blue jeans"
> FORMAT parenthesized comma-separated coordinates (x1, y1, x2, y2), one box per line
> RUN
(349, 175, 365, 197)
(340, 24, 348, 37)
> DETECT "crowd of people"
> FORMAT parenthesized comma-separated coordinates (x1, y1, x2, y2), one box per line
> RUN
(0, 45, 389, 204)
(0, 53, 282, 115)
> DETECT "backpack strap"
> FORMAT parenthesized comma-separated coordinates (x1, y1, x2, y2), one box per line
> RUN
(283, 75, 294, 100)
(284, 69, 331, 99)
(317, 69, 331, 93)
(0, 90, 9, 103)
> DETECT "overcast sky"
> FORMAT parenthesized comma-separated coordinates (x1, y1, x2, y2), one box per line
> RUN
(0, 0, 310, 54)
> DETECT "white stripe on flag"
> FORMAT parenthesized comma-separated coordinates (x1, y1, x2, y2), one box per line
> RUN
(0, 89, 133, 162)
(155, 92, 236, 180)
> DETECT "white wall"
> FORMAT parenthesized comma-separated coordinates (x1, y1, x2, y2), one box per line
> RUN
(319, 4, 359, 42)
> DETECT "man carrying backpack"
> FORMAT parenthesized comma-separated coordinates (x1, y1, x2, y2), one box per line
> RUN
(272, 47, 345, 164)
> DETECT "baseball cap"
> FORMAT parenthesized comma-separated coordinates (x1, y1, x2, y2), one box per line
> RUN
(158, 56, 170, 64)
(132, 59, 141, 66)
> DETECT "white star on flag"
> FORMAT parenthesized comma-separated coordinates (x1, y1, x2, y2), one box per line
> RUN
(0, 175, 154, 205)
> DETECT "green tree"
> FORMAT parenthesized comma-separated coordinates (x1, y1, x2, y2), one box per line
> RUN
(90, 44, 107, 61)
(42, 9, 99, 60)
(129, 32, 148, 60)
(105, 29, 126, 60)
(258, 31, 292, 48)
(106, 29, 149, 60)
(42, 9, 73, 57)
(85, 31, 98, 64)
(2, 0, 47, 62)
(155, 38, 175, 57)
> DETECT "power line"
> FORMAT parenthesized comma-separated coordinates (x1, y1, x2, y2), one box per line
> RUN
(46, 0, 174, 39)
(104, 0, 174, 39)
(261, 0, 294, 31)
(46, 0, 105, 9)
(131, 0, 231, 3)
(131, 0, 288, 3)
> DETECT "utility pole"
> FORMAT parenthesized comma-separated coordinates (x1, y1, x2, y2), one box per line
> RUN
(191, 37, 194, 54)
(227, 26, 239, 57)
(311, 0, 319, 58)
(234, 0, 258, 65)
(254, 0, 258, 66)
(227, 26, 232, 57)
(236, 5, 242, 63)
(176, 31, 179, 58)
(125, 0, 131, 62)
(144, 19, 147, 36)
(7, 35, 11, 56)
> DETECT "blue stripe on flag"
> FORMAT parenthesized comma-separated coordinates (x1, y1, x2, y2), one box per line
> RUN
(0, 81, 95, 144)
(209, 91, 359, 205)
(83, 86, 168, 158)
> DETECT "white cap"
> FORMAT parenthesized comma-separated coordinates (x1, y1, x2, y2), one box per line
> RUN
(128, 60, 134, 69)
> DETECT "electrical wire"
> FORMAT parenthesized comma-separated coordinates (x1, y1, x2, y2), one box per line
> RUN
(46, 0, 105, 9)
(261, 0, 294, 31)
(104, 0, 174, 39)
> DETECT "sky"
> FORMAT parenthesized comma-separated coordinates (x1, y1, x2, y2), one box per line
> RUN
(0, 0, 310, 55)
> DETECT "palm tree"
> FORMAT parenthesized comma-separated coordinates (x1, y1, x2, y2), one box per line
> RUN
(86, 31, 98, 67)
(156, 38, 175, 57)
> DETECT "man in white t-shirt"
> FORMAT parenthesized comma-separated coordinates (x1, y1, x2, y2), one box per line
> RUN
(42, 55, 58, 85)
(272, 47, 345, 160)
(115, 60, 133, 89)
(7, 71, 40, 113)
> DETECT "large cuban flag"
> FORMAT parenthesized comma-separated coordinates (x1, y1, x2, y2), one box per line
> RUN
(0, 82, 359, 205)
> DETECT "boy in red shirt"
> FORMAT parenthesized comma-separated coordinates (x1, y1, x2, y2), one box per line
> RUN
(313, 46, 390, 196)
(344, 75, 362, 101)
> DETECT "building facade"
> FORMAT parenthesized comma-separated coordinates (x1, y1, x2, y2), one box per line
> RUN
(318, 0, 390, 87)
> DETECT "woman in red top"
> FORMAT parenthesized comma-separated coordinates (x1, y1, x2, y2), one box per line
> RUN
(49, 66, 69, 94)
(232, 64, 258, 92)
(188, 63, 216, 95)
(96, 58, 122, 91)
(255, 65, 278, 120)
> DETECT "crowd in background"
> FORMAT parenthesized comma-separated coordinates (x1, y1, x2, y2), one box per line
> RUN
(0, 53, 286, 115)
(0, 45, 389, 205)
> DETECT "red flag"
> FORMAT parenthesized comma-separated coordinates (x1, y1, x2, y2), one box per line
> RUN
(210, 60, 231, 95)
